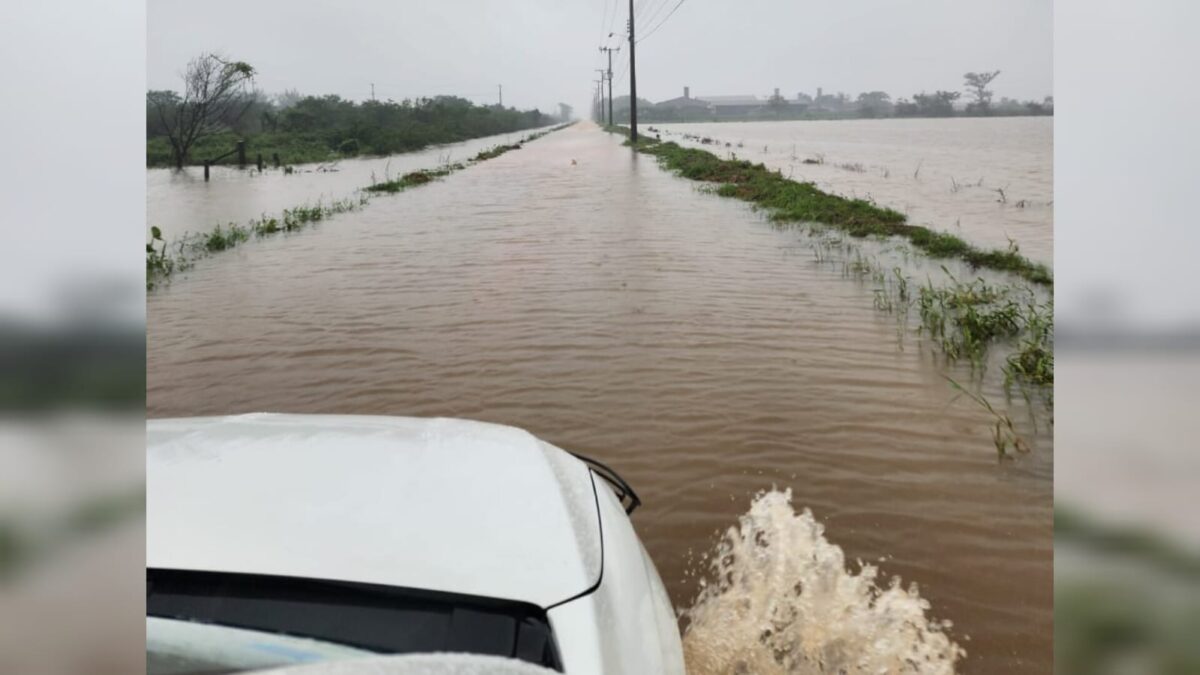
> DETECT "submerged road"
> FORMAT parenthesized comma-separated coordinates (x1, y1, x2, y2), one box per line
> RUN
(148, 122, 1051, 673)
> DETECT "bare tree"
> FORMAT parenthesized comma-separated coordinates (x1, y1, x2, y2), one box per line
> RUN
(149, 53, 256, 169)
(274, 88, 305, 110)
(963, 71, 1001, 113)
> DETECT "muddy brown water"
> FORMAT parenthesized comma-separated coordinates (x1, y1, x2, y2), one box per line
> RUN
(148, 122, 1052, 673)
(654, 117, 1053, 266)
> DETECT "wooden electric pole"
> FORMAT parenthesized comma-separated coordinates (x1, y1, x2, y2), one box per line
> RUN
(599, 44, 619, 127)
(627, 0, 637, 143)
(596, 69, 608, 123)
(594, 79, 604, 122)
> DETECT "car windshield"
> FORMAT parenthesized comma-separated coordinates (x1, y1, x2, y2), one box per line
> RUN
(146, 569, 562, 673)
(148, 617, 373, 675)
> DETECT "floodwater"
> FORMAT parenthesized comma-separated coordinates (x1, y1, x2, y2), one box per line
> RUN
(654, 117, 1053, 265)
(148, 121, 1052, 673)
(146, 126, 555, 243)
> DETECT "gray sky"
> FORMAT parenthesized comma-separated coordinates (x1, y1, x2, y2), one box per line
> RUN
(148, 0, 1052, 115)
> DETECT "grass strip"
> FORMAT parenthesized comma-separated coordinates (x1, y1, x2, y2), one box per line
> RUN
(148, 124, 571, 290)
(362, 124, 568, 193)
(607, 126, 1052, 287)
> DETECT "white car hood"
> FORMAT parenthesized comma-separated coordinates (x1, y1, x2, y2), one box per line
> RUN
(147, 414, 601, 608)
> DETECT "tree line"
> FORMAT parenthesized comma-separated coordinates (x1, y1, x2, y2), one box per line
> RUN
(148, 53, 553, 168)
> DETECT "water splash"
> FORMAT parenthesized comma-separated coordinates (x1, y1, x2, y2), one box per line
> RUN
(681, 489, 965, 674)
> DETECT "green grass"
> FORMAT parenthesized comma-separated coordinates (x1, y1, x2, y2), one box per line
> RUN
(912, 269, 1053, 389)
(607, 126, 1052, 287)
(147, 196, 368, 289)
(917, 275, 1022, 361)
(364, 167, 460, 193)
(473, 143, 523, 161)
(1004, 302, 1054, 387)
(147, 131, 338, 168)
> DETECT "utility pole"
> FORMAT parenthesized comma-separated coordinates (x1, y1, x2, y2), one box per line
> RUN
(596, 69, 608, 124)
(599, 44, 620, 127)
(370, 83, 375, 101)
(498, 84, 503, 107)
(594, 79, 604, 122)
(627, 0, 637, 143)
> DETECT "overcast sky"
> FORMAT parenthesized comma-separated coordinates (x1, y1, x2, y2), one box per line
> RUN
(148, 0, 1052, 115)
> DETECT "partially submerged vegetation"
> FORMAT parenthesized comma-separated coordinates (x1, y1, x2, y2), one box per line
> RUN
(834, 244, 1053, 390)
(364, 166, 462, 194)
(606, 125, 1053, 452)
(146, 197, 368, 290)
(610, 128, 1051, 286)
(945, 376, 1031, 459)
(914, 270, 1053, 386)
(149, 124, 571, 290)
(472, 143, 523, 161)
(814, 237, 1053, 459)
(363, 125, 565, 193)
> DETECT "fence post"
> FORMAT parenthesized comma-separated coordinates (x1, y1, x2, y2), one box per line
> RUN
(237, 140, 246, 168)
(204, 161, 210, 181)
(257, 153, 264, 172)
(273, 153, 280, 168)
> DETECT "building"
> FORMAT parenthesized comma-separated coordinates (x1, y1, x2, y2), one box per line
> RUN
(653, 86, 714, 120)
(643, 86, 815, 121)
(698, 94, 765, 117)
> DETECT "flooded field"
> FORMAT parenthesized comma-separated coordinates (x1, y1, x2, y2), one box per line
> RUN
(148, 122, 1052, 673)
(654, 117, 1052, 265)
(146, 126, 556, 242)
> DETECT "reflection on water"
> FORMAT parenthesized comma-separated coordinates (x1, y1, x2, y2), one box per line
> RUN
(655, 118, 1052, 265)
(148, 123, 1051, 673)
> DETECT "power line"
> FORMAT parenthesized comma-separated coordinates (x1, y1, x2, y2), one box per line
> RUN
(606, 0, 621, 35)
(637, 0, 688, 44)
(595, 0, 615, 72)
(633, 0, 658, 23)
(637, 0, 673, 33)
(612, 51, 631, 86)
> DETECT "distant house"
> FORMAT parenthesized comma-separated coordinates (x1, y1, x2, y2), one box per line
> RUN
(655, 86, 711, 111)
(701, 95, 765, 118)
(653, 86, 714, 121)
(642, 86, 813, 122)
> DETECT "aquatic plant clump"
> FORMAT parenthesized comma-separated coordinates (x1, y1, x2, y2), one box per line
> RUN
(681, 489, 964, 674)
